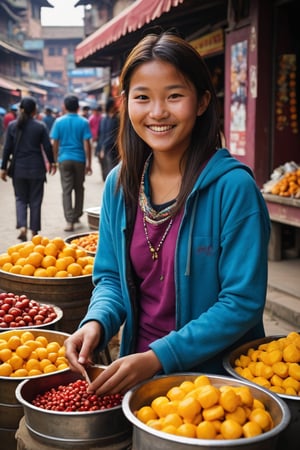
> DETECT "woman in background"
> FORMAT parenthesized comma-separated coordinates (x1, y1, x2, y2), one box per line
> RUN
(0, 96, 57, 241)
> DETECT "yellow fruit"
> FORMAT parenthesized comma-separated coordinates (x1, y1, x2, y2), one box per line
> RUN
(44, 242, 59, 257)
(62, 246, 77, 259)
(55, 270, 68, 278)
(146, 419, 163, 430)
(9, 354, 24, 370)
(15, 257, 26, 266)
(197, 385, 220, 409)
(272, 361, 289, 378)
(161, 424, 177, 435)
(20, 331, 35, 343)
(47, 341, 60, 353)
(176, 423, 197, 438)
(220, 419, 243, 439)
(31, 234, 43, 245)
(51, 237, 65, 250)
(16, 345, 31, 359)
(136, 406, 157, 423)
(67, 262, 82, 277)
(219, 388, 241, 412)
(177, 396, 201, 421)
(36, 347, 48, 360)
(35, 335, 48, 347)
(283, 344, 300, 363)
(2, 262, 13, 272)
(167, 386, 186, 401)
(19, 243, 34, 258)
(196, 421, 217, 439)
(26, 252, 43, 267)
(242, 421, 262, 438)
(20, 264, 36, 276)
(43, 363, 57, 373)
(0, 362, 13, 376)
(39, 359, 52, 370)
(34, 244, 45, 255)
(55, 257, 69, 271)
(42, 255, 57, 268)
(179, 380, 196, 393)
(10, 252, 21, 263)
(0, 253, 12, 266)
(249, 408, 273, 431)
(34, 267, 48, 277)
(28, 369, 43, 377)
(82, 264, 93, 275)
(26, 359, 41, 372)
(0, 348, 12, 362)
(163, 413, 182, 428)
(41, 237, 50, 246)
(202, 404, 225, 421)
(151, 396, 169, 418)
(225, 406, 247, 425)
(9, 265, 23, 274)
(7, 336, 21, 350)
(46, 266, 58, 277)
(289, 363, 300, 381)
(11, 368, 28, 377)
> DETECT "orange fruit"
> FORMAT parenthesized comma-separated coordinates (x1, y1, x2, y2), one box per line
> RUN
(2, 262, 13, 272)
(220, 419, 243, 439)
(28, 369, 43, 377)
(76, 256, 89, 267)
(243, 421, 262, 437)
(249, 408, 273, 431)
(67, 262, 82, 277)
(32, 234, 43, 245)
(55, 270, 68, 278)
(7, 336, 22, 350)
(0, 362, 13, 376)
(34, 244, 45, 255)
(9, 354, 23, 370)
(151, 396, 169, 417)
(137, 406, 158, 423)
(196, 421, 217, 439)
(15, 257, 26, 266)
(82, 264, 93, 275)
(47, 342, 61, 353)
(26, 251, 43, 267)
(177, 423, 197, 438)
(44, 242, 59, 257)
(42, 255, 57, 268)
(55, 257, 69, 271)
(46, 266, 58, 277)
(11, 368, 28, 377)
(51, 237, 65, 250)
(16, 345, 32, 359)
(0, 348, 13, 362)
(161, 424, 178, 435)
(9, 265, 23, 274)
(34, 267, 48, 277)
(20, 331, 35, 343)
(0, 253, 12, 266)
(162, 413, 182, 428)
(19, 243, 35, 258)
(36, 347, 48, 360)
(167, 386, 186, 402)
(35, 335, 48, 347)
(62, 246, 77, 259)
(43, 363, 57, 374)
(177, 396, 201, 421)
(10, 251, 21, 263)
(41, 237, 50, 246)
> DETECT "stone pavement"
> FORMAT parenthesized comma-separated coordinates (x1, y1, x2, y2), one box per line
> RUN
(0, 157, 299, 337)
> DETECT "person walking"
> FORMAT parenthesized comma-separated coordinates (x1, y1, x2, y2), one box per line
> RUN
(96, 97, 119, 181)
(50, 94, 92, 232)
(88, 104, 102, 156)
(65, 30, 270, 395)
(42, 106, 56, 133)
(0, 96, 57, 241)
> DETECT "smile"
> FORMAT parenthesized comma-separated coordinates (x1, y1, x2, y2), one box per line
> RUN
(148, 125, 174, 132)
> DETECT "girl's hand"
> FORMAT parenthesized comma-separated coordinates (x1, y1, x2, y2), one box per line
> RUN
(87, 350, 162, 395)
(64, 321, 102, 374)
(0, 169, 8, 181)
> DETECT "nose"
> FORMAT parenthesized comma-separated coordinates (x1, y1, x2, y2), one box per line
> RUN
(149, 100, 169, 119)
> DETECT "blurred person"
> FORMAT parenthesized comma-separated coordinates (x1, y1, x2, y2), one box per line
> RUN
(50, 94, 92, 232)
(81, 105, 91, 119)
(42, 106, 56, 133)
(3, 104, 18, 129)
(96, 97, 119, 181)
(89, 104, 102, 154)
(0, 96, 57, 241)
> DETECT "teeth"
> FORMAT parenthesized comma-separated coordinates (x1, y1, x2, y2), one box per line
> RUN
(149, 125, 173, 132)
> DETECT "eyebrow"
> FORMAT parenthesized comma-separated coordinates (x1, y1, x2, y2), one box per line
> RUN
(130, 84, 187, 92)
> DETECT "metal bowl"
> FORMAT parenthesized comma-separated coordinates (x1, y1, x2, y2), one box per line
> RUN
(15, 369, 132, 448)
(64, 231, 98, 256)
(223, 335, 300, 450)
(122, 373, 290, 450)
(0, 303, 63, 331)
(0, 328, 70, 405)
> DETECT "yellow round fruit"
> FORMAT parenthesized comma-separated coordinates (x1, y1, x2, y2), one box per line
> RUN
(26, 252, 43, 267)
(20, 264, 36, 276)
(67, 263, 82, 277)
(0, 362, 13, 376)
(137, 406, 157, 423)
(34, 267, 48, 277)
(42, 255, 57, 268)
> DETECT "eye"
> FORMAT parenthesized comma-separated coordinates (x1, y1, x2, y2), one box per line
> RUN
(132, 94, 148, 100)
(169, 92, 183, 99)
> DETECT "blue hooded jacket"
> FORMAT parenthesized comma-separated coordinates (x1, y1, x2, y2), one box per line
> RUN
(82, 149, 270, 374)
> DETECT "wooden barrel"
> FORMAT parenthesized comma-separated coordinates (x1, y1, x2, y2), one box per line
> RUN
(0, 270, 93, 334)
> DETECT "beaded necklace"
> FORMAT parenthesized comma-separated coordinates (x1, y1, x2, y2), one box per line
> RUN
(139, 154, 177, 260)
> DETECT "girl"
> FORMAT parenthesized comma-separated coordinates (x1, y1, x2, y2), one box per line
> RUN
(65, 30, 270, 395)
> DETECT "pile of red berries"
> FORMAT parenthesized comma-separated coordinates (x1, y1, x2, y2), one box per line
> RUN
(32, 379, 123, 412)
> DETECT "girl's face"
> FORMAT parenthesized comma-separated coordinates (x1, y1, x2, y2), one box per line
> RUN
(127, 60, 209, 157)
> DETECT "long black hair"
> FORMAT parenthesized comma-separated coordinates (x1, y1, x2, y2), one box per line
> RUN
(117, 30, 222, 212)
(17, 96, 37, 130)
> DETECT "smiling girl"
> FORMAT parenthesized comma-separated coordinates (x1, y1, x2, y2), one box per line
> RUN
(65, 30, 270, 395)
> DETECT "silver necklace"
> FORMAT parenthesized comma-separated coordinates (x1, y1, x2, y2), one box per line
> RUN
(143, 213, 173, 260)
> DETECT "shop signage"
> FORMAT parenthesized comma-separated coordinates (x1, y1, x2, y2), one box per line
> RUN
(190, 29, 224, 57)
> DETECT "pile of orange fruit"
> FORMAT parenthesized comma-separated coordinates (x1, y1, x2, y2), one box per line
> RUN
(135, 375, 274, 440)
(69, 232, 98, 254)
(0, 330, 68, 377)
(270, 169, 300, 197)
(0, 235, 94, 277)
(233, 332, 300, 396)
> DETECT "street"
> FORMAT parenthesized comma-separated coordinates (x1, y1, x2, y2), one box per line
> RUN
(0, 159, 297, 338)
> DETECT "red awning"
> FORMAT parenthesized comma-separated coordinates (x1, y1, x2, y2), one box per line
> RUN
(75, 0, 184, 65)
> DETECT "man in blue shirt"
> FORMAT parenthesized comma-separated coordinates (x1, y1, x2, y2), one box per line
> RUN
(51, 95, 92, 232)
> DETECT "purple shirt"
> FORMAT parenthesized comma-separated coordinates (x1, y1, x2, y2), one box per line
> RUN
(130, 206, 182, 352)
